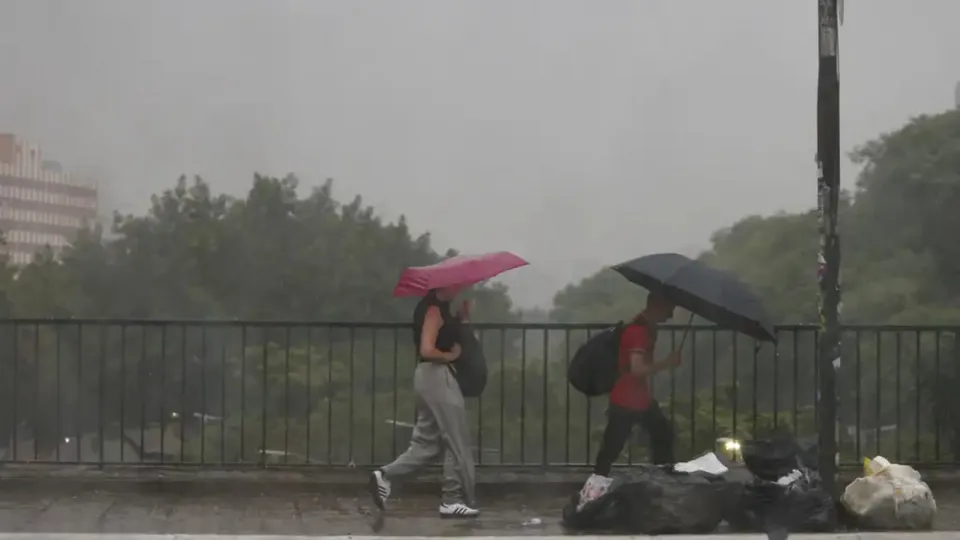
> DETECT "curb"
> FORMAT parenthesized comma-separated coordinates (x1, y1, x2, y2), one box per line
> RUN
(0, 533, 952, 539)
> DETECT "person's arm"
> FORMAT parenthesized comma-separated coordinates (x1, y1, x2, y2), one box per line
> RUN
(419, 306, 460, 362)
(628, 350, 676, 378)
(624, 326, 677, 378)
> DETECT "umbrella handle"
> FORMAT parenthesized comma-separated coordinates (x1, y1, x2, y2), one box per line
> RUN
(677, 312, 695, 350)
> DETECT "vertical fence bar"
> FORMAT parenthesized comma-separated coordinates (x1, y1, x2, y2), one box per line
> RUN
(751, 339, 758, 438)
(76, 323, 82, 463)
(284, 326, 292, 464)
(564, 329, 571, 465)
(477, 328, 484, 466)
(585, 328, 593, 464)
(159, 325, 167, 463)
(895, 331, 902, 461)
(934, 329, 941, 462)
(10, 322, 17, 462)
(499, 328, 505, 464)
(200, 326, 207, 464)
(854, 329, 861, 462)
(792, 329, 799, 439)
(875, 330, 881, 457)
(711, 330, 717, 440)
(520, 328, 526, 464)
(542, 329, 549, 467)
(180, 325, 187, 464)
(55, 325, 62, 463)
(139, 326, 146, 463)
(690, 328, 697, 452)
(240, 325, 247, 462)
(370, 328, 377, 465)
(33, 323, 40, 461)
(99, 324, 106, 467)
(348, 327, 355, 466)
(220, 329, 227, 464)
(391, 327, 398, 460)
(669, 330, 676, 439)
(954, 328, 960, 464)
(326, 326, 333, 465)
(119, 325, 127, 463)
(261, 328, 269, 467)
(772, 331, 779, 430)
(915, 329, 922, 463)
(813, 330, 820, 430)
(731, 334, 738, 438)
(306, 327, 314, 464)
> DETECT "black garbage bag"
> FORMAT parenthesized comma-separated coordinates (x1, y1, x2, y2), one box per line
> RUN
(727, 436, 838, 534)
(742, 435, 804, 481)
(727, 468, 838, 533)
(452, 324, 487, 397)
(562, 466, 738, 534)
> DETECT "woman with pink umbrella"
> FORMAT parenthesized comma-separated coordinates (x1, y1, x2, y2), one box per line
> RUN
(369, 251, 528, 518)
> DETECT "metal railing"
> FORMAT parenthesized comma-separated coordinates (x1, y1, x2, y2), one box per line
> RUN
(0, 320, 956, 468)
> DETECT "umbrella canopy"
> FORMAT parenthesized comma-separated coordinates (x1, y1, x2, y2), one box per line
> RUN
(393, 251, 529, 297)
(612, 253, 776, 342)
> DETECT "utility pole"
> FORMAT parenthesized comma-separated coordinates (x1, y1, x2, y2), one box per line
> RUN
(816, 0, 841, 495)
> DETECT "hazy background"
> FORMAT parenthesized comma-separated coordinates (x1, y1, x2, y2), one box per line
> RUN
(1, 0, 958, 307)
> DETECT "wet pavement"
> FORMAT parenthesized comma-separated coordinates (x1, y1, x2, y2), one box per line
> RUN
(0, 483, 566, 536)
(0, 480, 957, 536)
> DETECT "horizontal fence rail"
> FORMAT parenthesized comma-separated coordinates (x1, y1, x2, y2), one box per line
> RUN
(0, 320, 956, 469)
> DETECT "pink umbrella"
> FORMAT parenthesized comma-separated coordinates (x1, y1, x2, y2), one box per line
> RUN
(393, 251, 529, 297)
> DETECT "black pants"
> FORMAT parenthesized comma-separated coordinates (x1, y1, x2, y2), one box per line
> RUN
(594, 401, 674, 476)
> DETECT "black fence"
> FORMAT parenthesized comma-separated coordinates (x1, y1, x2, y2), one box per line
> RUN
(0, 320, 956, 469)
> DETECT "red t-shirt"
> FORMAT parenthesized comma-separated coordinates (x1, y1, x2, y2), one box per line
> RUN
(609, 318, 656, 411)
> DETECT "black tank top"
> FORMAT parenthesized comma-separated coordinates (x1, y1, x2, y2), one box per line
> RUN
(413, 292, 461, 362)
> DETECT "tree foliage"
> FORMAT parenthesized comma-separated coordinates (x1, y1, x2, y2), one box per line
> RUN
(5, 174, 516, 322)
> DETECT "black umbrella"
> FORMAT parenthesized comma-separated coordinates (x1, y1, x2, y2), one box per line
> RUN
(612, 253, 776, 342)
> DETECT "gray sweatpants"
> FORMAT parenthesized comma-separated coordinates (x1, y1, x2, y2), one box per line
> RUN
(381, 361, 476, 506)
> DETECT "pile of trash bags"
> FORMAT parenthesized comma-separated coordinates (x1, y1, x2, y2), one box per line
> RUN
(841, 456, 937, 530)
(562, 434, 838, 535)
(725, 436, 837, 534)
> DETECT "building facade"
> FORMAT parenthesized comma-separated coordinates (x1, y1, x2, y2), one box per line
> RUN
(0, 134, 98, 265)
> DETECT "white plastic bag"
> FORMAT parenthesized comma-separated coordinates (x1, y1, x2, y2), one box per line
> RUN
(674, 452, 729, 475)
(841, 455, 936, 530)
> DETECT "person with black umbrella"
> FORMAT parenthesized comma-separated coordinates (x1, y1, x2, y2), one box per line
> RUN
(577, 253, 775, 508)
(578, 290, 684, 507)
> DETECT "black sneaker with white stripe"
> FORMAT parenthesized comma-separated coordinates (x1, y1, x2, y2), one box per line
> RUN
(368, 469, 391, 510)
(439, 502, 480, 517)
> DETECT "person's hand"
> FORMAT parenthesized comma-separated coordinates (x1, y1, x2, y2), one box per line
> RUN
(446, 343, 463, 361)
(458, 299, 472, 322)
(663, 350, 682, 369)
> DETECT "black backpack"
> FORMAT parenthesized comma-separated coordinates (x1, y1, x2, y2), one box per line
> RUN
(567, 322, 625, 396)
(451, 324, 488, 398)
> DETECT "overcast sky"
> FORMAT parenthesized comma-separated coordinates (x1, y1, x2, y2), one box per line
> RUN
(1, 0, 958, 307)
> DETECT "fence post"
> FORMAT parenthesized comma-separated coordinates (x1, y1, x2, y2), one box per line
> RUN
(816, 0, 842, 495)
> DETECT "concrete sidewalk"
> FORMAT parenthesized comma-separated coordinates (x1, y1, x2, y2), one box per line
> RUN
(0, 482, 956, 537)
